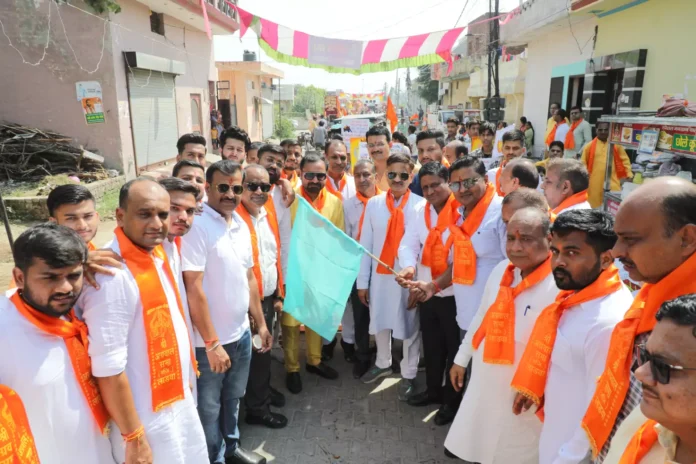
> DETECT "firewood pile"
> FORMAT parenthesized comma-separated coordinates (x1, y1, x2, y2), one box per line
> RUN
(0, 124, 107, 181)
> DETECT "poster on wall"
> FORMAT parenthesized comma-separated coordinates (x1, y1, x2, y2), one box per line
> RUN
(76, 81, 105, 125)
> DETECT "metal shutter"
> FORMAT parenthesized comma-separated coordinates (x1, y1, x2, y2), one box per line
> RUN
(127, 69, 178, 170)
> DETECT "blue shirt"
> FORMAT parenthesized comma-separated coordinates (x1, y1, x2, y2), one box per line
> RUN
(409, 172, 423, 196)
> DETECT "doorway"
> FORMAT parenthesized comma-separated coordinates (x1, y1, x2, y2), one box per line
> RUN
(548, 77, 564, 116)
(565, 76, 585, 111)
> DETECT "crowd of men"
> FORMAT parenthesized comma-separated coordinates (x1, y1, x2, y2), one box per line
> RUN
(1, 118, 695, 464)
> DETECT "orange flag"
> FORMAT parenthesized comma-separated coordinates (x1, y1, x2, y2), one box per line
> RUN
(386, 96, 398, 133)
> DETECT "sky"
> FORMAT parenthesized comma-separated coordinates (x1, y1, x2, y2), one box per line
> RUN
(214, 0, 521, 93)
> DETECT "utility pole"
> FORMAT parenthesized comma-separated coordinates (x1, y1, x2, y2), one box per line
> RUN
(494, 0, 500, 98)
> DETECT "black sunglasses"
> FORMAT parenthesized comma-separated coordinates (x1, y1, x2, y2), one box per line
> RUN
(215, 184, 244, 195)
(387, 171, 409, 181)
(639, 344, 696, 384)
(245, 182, 272, 193)
(303, 172, 327, 181)
(449, 177, 481, 192)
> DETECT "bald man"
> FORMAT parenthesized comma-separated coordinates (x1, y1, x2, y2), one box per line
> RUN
(444, 140, 465, 166)
(566, 178, 696, 463)
(445, 208, 558, 462)
(542, 158, 590, 215)
(501, 187, 550, 225)
(78, 178, 208, 463)
(499, 158, 540, 196)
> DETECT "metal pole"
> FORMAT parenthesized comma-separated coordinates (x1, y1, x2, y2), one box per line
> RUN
(0, 190, 14, 255)
(494, 0, 500, 97)
(487, 0, 492, 100)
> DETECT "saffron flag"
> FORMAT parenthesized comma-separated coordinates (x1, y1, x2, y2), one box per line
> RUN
(387, 97, 398, 133)
(284, 197, 365, 340)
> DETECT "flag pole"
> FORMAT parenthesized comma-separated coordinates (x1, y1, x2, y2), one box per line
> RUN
(363, 249, 399, 276)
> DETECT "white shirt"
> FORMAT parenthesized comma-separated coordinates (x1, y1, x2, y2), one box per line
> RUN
(540, 284, 634, 464)
(398, 201, 454, 298)
(555, 200, 592, 215)
(344, 194, 366, 241)
(0, 292, 116, 464)
(554, 122, 570, 145)
(357, 191, 425, 339)
(271, 186, 291, 276)
(181, 203, 253, 346)
(242, 207, 281, 298)
(407, 133, 417, 153)
(78, 237, 207, 463)
(452, 197, 508, 330)
(445, 260, 558, 463)
(328, 173, 357, 200)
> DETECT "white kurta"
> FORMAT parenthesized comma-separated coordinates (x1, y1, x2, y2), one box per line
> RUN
(0, 292, 116, 464)
(343, 194, 365, 241)
(540, 285, 634, 464)
(78, 237, 208, 464)
(357, 191, 425, 339)
(452, 197, 508, 330)
(328, 173, 357, 200)
(397, 201, 454, 298)
(445, 260, 559, 464)
(271, 186, 291, 276)
(555, 200, 592, 215)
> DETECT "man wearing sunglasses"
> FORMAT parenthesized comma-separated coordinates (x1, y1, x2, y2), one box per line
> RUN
(396, 161, 462, 424)
(235, 164, 290, 431)
(357, 153, 424, 401)
(577, 178, 696, 464)
(604, 294, 696, 464)
(182, 160, 271, 464)
(283, 153, 345, 394)
(509, 209, 632, 464)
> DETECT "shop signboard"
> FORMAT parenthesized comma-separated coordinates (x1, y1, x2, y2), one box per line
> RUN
(610, 122, 696, 156)
(324, 95, 339, 117)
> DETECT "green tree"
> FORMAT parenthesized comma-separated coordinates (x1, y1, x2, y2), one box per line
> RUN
(292, 85, 327, 115)
(416, 65, 439, 105)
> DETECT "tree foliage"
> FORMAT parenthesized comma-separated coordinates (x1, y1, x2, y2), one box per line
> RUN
(416, 65, 439, 105)
(56, 0, 121, 14)
(291, 85, 327, 115)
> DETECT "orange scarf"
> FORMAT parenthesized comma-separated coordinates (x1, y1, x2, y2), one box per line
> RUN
(582, 251, 696, 457)
(421, 194, 460, 279)
(10, 291, 110, 435)
(115, 227, 197, 413)
(8, 241, 96, 290)
(355, 187, 382, 242)
(552, 189, 589, 214)
(587, 138, 629, 180)
(565, 119, 582, 150)
(472, 256, 552, 364)
(283, 170, 298, 188)
(235, 201, 285, 298)
(442, 158, 451, 168)
(377, 189, 411, 275)
(447, 183, 496, 285)
(300, 186, 326, 212)
(545, 122, 559, 147)
(495, 167, 504, 196)
(325, 174, 347, 201)
(511, 265, 623, 405)
(0, 385, 39, 464)
(471, 136, 482, 151)
(618, 419, 659, 464)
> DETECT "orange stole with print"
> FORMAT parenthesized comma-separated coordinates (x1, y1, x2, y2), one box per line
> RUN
(0, 385, 39, 464)
(618, 419, 658, 464)
(377, 190, 411, 274)
(10, 292, 110, 434)
(581, 251, 696, 457)
(511, 266, 623, 405)
(115, 227, 197, 412)
(421, 194, 460, 279)
(472, 256, 552, 365)
(446, 183, 496, 285)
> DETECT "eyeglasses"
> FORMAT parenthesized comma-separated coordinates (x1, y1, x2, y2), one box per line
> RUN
(303, 172, 327, 181)
(449, 177, 481, 192)
(215, 184, 244, 195)
(387, 172, 409, 181)
(245, 182, 272, 193)
(639, 344, 696, 384)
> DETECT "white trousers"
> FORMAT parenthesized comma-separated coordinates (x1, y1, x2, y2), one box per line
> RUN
(374, 329, 421, 380)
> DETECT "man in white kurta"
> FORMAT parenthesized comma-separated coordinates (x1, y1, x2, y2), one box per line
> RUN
(542, 158, 591, 215)
(445, 208, 558, 463)
(357, 153, 425, 398)
(79, 180, 207, 463)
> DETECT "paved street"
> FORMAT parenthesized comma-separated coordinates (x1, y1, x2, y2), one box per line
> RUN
(239, 339, 453, 464)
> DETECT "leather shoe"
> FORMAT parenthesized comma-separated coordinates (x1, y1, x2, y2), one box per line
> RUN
(245, 411, 288, 429)
(407, 390, 443, 407)
(434, 404, 456, 426)
(306, 362, 339, 380)
(286, 372, 302, 394)
(322, 338, 336, 361)
(269, 386, 285, 408)
(226, 446, 266, 464)
(353, 360, 370, 379)
(341, 339, 356, 363)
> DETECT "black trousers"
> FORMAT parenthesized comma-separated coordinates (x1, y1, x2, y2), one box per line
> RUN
(350, 282, 371, 363)
(420, 295, 463, 408)
(244, 297, 275, 416)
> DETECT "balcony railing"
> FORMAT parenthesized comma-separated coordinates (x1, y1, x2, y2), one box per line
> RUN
(206, 0, 237, 21)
